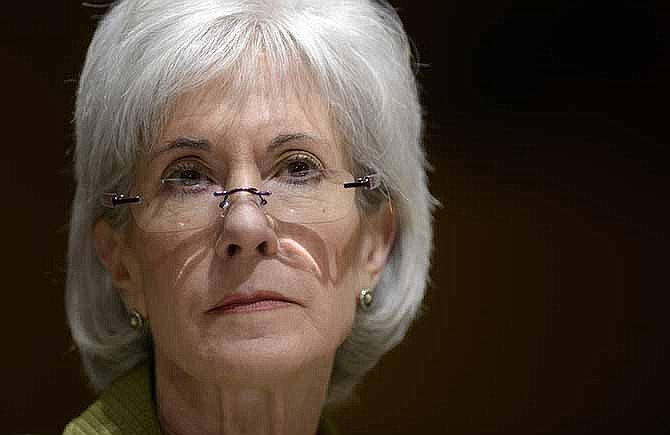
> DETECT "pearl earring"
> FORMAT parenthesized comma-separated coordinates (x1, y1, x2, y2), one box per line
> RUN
(129, 310, 145, 330)
(359, 288, 374, 311)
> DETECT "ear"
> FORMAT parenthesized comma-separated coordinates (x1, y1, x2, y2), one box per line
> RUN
(358, 202, 397, 290)
(93, 219, 147, 316)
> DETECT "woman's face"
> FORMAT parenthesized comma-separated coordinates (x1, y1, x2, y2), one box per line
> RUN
(99, 83, 393, 385)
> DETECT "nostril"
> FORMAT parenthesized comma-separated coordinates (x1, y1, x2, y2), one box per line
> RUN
(227, 244, 240, 257)
(257, 241, 268, 254)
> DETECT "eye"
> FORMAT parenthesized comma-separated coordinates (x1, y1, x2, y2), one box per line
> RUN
(277, 153, 324, 181)
(287, 160, 311, 177)
(160, 160, 219, 194)
(165, 168, 204, 186)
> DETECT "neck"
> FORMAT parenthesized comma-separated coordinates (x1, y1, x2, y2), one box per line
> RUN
(154, 351, 331, 435)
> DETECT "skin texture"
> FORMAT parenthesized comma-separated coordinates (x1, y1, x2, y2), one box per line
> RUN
(93, 80, 396, 435)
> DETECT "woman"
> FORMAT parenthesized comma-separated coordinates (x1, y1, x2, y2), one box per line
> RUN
(65, 0, 434, 434)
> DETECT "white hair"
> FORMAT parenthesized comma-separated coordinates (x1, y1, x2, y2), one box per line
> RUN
(68, 0, 435, 404)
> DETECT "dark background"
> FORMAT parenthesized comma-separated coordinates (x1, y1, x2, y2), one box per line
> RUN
(2, 1, 668, 434)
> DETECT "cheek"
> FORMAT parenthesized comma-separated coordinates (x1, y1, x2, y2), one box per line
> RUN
(323, 217, 364, 290)
(134, 230, 214, 327)
(293, 219, 363, 344)
(135, 234, 223, 372)
(288, 216, 362, 286)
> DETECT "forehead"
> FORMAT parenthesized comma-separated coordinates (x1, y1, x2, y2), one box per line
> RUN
(171, 87, 325, 136)
(151, 76, 346, 166)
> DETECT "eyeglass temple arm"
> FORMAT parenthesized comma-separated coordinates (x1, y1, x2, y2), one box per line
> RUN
(101, 193, 142, 208)
(343, 174, 380, 190)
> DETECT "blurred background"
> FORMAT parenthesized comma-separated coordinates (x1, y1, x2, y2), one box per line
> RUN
(2, 0, 668, 434)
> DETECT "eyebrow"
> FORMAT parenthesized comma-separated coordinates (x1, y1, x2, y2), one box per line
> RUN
(267, 133, 322, 152)
(152, 132, 323, 160)
(151, 137, 212, 160)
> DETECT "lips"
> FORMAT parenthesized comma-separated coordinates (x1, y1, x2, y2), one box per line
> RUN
(207, 291, 296, 314)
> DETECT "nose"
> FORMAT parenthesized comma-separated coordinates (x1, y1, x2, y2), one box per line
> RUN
(214, 191, 278, 259)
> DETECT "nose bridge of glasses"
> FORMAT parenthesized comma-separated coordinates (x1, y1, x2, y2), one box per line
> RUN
(216, 187, 270, 214)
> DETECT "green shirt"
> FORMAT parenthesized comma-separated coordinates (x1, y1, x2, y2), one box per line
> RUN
(63, 363, 338, 435)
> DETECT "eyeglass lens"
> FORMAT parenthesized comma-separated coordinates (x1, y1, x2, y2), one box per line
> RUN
(131, 169, 358, 232)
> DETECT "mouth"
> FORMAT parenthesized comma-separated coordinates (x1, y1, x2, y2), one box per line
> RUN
(207, 291, 296, 315)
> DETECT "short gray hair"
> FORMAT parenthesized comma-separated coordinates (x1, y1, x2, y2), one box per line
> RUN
(68, 0, 435, 404)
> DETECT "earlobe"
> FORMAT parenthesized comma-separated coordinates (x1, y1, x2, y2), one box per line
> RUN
(93, 219, 145, 313)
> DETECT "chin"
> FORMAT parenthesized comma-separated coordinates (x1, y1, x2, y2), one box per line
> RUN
(193, 332, 337, 387)
(158, 304, 349, 386)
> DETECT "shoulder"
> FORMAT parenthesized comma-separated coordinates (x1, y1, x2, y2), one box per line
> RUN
(318, 413, 341, 435)
(62, 362, 160, 435)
